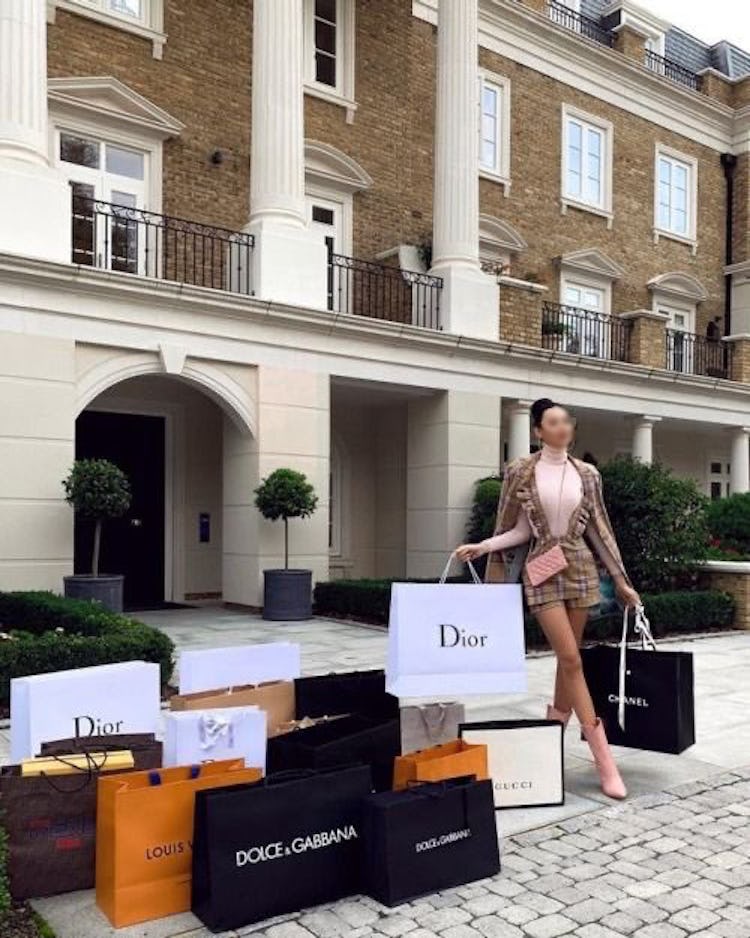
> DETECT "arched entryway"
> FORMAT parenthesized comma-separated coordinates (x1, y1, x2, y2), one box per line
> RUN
(74, 361, 256, 610)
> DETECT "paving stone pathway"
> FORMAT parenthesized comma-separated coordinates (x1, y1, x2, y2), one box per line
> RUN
(6, 607, 750, 938)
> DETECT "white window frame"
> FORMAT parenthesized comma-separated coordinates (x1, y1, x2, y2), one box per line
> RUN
(477, 70, 511, 194)
(706, 456, 731, 501)
(657, 297, 697, 373)
(557, 271, 612, 359)
(560, 104, 614, 226)
(653, 144, 698, 253)
(47, 0, 166, 58)
(303, 0, 357, 122)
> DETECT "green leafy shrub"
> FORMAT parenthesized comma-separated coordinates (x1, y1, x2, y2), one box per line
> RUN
(313, 578, 734, 643)
(706, 493, 750, 556)
(254, 468, 318, 569)
(600, 456, 710, 592)
(62, 459, 131, 576)
(463, 474, 503, 579)
(0, 591, 174, 706)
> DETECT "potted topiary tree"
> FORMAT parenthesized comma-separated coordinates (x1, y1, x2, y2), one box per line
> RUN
(62, 458, 132, 613)
(254, 467, 319, 620)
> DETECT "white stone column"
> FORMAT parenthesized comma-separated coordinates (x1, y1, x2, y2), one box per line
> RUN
(507, 400, 532, 461)
(429, 0, 498, 341)
(0, 0, 70, 263)
(406, 389, 500, 577)
(730, 426, 750, 494)
(246, 0, 327, 309)
(632, 416, 661, 464)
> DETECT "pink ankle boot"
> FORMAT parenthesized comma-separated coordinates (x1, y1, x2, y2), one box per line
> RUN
(581, 716, 627, 799)
(546, 703, 572, 727)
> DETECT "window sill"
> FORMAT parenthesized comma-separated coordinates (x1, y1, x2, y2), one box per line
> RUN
(479, 168, 511, 196)
(47, 0, 166, 58)
(304, 82, 358, 124)
(560, 197, 614, 229)
(653, 227, 698, 256)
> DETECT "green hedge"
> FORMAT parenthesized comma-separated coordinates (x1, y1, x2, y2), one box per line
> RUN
(314, 579, 735, 645)
(0, 591, 174, 706)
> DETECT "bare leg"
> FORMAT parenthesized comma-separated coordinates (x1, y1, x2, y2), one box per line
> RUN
(534, 603, 596, 727)
(552, 604, 589, 712)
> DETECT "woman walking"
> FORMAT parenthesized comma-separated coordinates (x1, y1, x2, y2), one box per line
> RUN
(456, 398, 640, 799)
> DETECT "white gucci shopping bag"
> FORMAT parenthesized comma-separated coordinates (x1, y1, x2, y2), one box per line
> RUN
(10, 661, 161, 761)
(163, 707, 267, 771)
(460, 719, 564, 809)
(385, 552, 527, 697)
(178, 641, 301, 694)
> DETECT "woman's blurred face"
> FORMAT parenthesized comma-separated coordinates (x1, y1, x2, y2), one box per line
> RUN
(535, 405, 575, 449)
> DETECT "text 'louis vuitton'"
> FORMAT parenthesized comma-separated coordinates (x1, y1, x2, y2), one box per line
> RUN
(235, 825, 358, 866)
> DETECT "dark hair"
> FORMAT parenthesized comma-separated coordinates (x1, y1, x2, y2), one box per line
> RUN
(530, 397, 570, 428)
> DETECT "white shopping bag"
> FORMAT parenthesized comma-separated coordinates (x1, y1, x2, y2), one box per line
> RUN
(386, 552, 527, 697)
(163, 707, 267, 772)
(10, 661, 161, 761)
(178, 641, 301, 694)
(460, 719, 564, 809)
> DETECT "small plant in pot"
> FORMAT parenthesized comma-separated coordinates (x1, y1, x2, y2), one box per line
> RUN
(62, 458, 131, 613)
(254, 468, 319, 621)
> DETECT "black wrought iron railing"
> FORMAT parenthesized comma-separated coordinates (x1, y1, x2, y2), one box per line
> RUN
(665, 330, 730, 378)
(644, 50, 699, 91)
(547, 0, 614, 47)
(70, 195, 254, 295)
(542, 302, 631, 361)
(329, 253, 443, 330)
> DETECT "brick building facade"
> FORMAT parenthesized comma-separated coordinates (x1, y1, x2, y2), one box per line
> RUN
(1, 0, 750, 603)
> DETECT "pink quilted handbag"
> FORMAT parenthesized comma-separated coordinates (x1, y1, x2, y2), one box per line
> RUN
(525, 542, 568, 586)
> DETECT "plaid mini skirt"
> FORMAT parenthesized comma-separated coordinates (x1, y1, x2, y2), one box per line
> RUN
(523, 538, 601, 610)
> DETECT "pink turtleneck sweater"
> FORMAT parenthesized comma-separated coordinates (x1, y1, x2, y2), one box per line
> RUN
(480, 444, 622, 578)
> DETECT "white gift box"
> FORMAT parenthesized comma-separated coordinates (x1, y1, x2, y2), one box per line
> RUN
(163, 707, 267, 772)
(10, 660, 161, 761)
(385, 559, 527, 696)
(178, 642, 301, 694)
(460, 720, 564, 809)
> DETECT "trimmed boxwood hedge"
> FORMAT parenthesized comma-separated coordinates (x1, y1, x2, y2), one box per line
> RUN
(0, 591, 174, 707)
(314, 579, 736, 646)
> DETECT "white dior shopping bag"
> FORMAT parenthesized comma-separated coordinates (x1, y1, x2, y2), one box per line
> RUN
(163, 707, 267, 772)
(460, 719, 564, 809)
(385, 552, 527, 697)
(10, 661, 161, 761)
(178, 641, 301, 694)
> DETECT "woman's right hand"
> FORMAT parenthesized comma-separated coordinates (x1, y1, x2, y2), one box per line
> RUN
(455, 542, 487, 562)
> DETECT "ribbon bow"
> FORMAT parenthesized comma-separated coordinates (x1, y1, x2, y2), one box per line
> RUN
(617, 602, 656, 731)
(198, 713, 235, 751)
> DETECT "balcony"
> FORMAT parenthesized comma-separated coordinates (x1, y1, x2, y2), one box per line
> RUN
(644, 50, 699, 91)
(329, 253, 443, 330)
(666, 329, 731, 378)
(542, 302, 631, 362)
(547, 0, 614, 48)
(71, 196, 254, 295)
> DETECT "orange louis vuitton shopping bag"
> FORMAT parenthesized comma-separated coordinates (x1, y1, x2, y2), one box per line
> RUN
(96, 759, 261, 928)
(393, 739, 489, 790)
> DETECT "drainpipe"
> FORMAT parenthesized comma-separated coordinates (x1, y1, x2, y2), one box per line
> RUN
(721, 152, 737, 337)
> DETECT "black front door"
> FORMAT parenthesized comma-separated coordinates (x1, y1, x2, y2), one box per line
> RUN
(75, 410, 166, 609)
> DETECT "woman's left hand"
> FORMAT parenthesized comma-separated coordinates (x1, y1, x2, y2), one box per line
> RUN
(615, 578, 641, 608)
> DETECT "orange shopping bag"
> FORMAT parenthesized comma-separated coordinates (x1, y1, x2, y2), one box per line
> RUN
(96, 758, 261, 928)
(393, 739, 489, 790)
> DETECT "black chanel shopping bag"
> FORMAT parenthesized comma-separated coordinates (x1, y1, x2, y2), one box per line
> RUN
(294, 669, 399, 720)
(267, 712, 400, 791)
(191, 764, 372, 932)
(361, 775, 500, 906)
(459, 720, 564, 809)
(581, 605, 695, 754)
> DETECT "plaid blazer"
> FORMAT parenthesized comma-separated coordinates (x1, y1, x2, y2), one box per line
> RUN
(483, 450, 632, 587)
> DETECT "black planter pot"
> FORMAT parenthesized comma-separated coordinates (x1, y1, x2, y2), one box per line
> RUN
(263, 568, 312, 621)
(63, 574, 125, 614)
